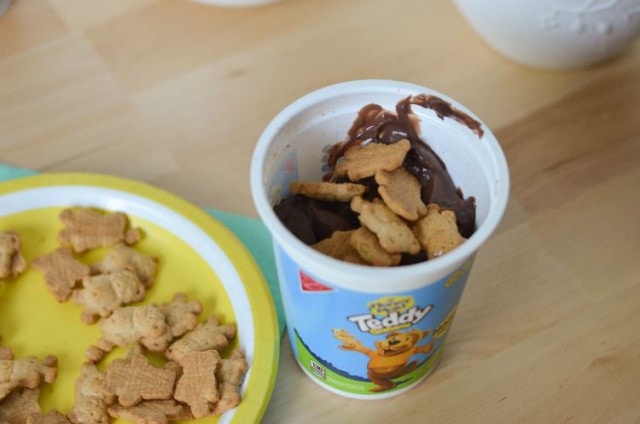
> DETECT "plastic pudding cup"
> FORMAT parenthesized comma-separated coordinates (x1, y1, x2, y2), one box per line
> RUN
(250, 80, 509, 399)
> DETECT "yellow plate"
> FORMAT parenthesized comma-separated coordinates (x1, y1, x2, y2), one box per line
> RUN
(0, 173, 279, 423)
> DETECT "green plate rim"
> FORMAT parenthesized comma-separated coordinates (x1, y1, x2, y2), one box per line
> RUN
(0, 172, 280, 423)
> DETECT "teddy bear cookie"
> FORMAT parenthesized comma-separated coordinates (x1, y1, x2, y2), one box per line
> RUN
(0, 231, 27, 281)
(58, 208, 140, 253)
(0, 351, 58, 401)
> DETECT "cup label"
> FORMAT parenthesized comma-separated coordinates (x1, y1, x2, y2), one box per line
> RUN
(276, 244, 475, 397)
(348, 298, 432, 334)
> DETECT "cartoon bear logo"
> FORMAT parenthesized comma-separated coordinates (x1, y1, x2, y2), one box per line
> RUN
(333, 328, 434, 392)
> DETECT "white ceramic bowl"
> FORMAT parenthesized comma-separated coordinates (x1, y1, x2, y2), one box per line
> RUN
(454, 0, 640, 70)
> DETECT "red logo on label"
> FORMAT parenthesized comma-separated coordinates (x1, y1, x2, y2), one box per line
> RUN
(299, 271, 333, 292)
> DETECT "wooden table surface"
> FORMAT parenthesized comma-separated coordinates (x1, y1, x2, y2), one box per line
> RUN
(1, 1, 639, 423)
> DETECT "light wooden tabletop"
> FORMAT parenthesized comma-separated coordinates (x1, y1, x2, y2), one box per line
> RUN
(1, 1, 639, 423)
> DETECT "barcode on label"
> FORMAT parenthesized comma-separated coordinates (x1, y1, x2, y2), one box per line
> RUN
(310, 360, 326, 379)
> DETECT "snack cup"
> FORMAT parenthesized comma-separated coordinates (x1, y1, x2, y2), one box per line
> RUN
(250, 80, 509, 399)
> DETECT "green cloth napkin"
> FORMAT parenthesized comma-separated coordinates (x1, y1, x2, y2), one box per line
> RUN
(0, 163, 284, 336)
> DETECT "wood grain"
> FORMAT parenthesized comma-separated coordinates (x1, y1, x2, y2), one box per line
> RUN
(0, 1, 638, 422)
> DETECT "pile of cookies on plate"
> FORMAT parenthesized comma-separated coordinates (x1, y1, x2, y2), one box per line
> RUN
(0, 208, 248, 423)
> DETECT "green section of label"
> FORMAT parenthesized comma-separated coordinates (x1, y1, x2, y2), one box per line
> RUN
(295, 332, 442, 396)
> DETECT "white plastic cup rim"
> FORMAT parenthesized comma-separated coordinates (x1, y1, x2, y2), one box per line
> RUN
(250, 79, 510, 293)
